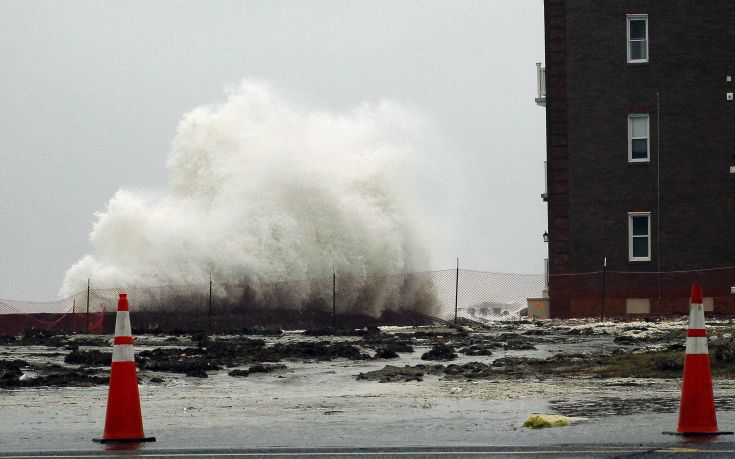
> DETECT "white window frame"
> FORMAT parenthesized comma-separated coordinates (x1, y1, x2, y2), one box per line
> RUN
(628, 114, 650, 162)
(628, 212, 651, 262)
(627, 14, 649, 63)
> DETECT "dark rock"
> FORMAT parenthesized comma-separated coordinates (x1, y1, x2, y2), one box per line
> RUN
(0, 335, 17, 345)
(444, 362, 495, 379)
(613, 335, 637, 345)
(459, 344, 493, 356)
(241, 327, 283, 336)
(357, 365, 424, 383)
(228, 363, 287, 377)
(64, 350, 111, 366)
(421, 344, 458, 361)
(185, 369, 208, 378)
(374, 348, 399, 359)
(228, 369, 250, 377)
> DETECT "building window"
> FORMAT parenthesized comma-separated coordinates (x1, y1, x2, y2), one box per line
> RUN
(627, 15, 648, 63)
(628, 115, 650, 162)
(629, 212, 651, 261)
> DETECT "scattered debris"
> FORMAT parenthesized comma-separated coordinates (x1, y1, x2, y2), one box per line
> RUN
(0, 359, 26, 384)
(4, 318, 735, 388)
(523, 414, 571, 429)
(240, 327, 283, 336)
(0, 362, 107, 388)
(228, 363, 288, 377)
(357, 365, 425, 383)
(64, 350, 111, 366)
(444, 362, 495, 379)
(374, 348, 400, 359)
(497, 333, 537, 350)
(421, 344, 458, 361)
(459, 344, 493, 356)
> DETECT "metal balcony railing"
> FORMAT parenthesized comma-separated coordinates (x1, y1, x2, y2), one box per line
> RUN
(535, 63, 546, 107)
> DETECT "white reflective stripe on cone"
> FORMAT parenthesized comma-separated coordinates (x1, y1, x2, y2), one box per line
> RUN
(114, 311, 132, 337)
(688, 304, 706, 329)
(112, 344, 135, 362)
(686, 337, 709, 355)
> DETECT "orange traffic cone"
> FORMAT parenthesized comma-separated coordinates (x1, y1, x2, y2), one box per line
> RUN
(664, 284, 732, 436)
(93, 294, 155, 443)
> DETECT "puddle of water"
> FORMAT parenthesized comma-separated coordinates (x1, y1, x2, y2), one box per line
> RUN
(550, 396, 735, 417)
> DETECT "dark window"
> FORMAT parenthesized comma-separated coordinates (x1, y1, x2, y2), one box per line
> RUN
(629, 213, 651, 261)
(627, 15, 648, 62)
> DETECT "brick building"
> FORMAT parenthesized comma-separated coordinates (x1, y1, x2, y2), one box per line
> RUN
(540, 1, 735, 318)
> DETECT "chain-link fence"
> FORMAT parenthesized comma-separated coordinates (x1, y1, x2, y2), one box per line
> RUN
(2, 266, 732, 334)
(0, 269, 545, 334)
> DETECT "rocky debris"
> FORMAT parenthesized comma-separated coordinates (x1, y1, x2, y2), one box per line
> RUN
(365, 334, 416, 357)
(497, 333, 537, 350)
(374, 348, 399, 359)
(421, 344, 458, 361)
(384, 341, 415, 353)
(8, 319, 732, 386)
(613, 335, 637, 345)
(23, 371, 108, 387)
(68, 336, 110, 347)
(228, 363, 288, 377)
(444, 362, 495, 379)
(458, 344, 493, 356)
(134, 338, 368, 377)
(240, 327, 283, 336)
(1, 330, 110, 349)
(302, 328, 369, 337)
(523, 329, 551, 336)
(563, 327, 599, 336)
(64, 350, 112, 366)
(198, 336, 269, 363)
(138, 348, 220, 378)
(406, 329, 466, 341)
(0, 335, 18, 345)
(18, 329, 68, 347)
(0, 362, 107, 388)
(361, 331, 415, 354)
(149, 376, 165, 384)
(357, 365, 425, 383)
(710, 338, 735, 364)
(0, 359, 27, 384)
(272, 341, 369, 361)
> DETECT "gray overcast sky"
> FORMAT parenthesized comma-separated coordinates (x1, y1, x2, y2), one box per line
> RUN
(0, 1, 546, 300)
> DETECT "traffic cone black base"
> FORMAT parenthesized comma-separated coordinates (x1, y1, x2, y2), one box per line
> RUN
(93, 436, 157, 444)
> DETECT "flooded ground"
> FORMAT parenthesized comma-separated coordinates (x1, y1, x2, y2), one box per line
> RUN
(2, 318, 735, 452)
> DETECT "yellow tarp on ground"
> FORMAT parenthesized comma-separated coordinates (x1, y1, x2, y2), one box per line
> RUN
(523, 414, 571, 429)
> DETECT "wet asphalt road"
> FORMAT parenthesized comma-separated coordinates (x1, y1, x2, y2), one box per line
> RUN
(3, 444, 735, 458)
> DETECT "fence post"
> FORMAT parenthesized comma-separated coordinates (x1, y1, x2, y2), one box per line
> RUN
(332, 267, 336, 330)
(86, 278, 90, 333)
(600, 257, 607, 321)
(454, 258, 459, 326)
(208, 275, 213, 333)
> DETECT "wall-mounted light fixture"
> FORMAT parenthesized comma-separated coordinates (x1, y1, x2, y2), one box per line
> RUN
(543, 231, 549, 243)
